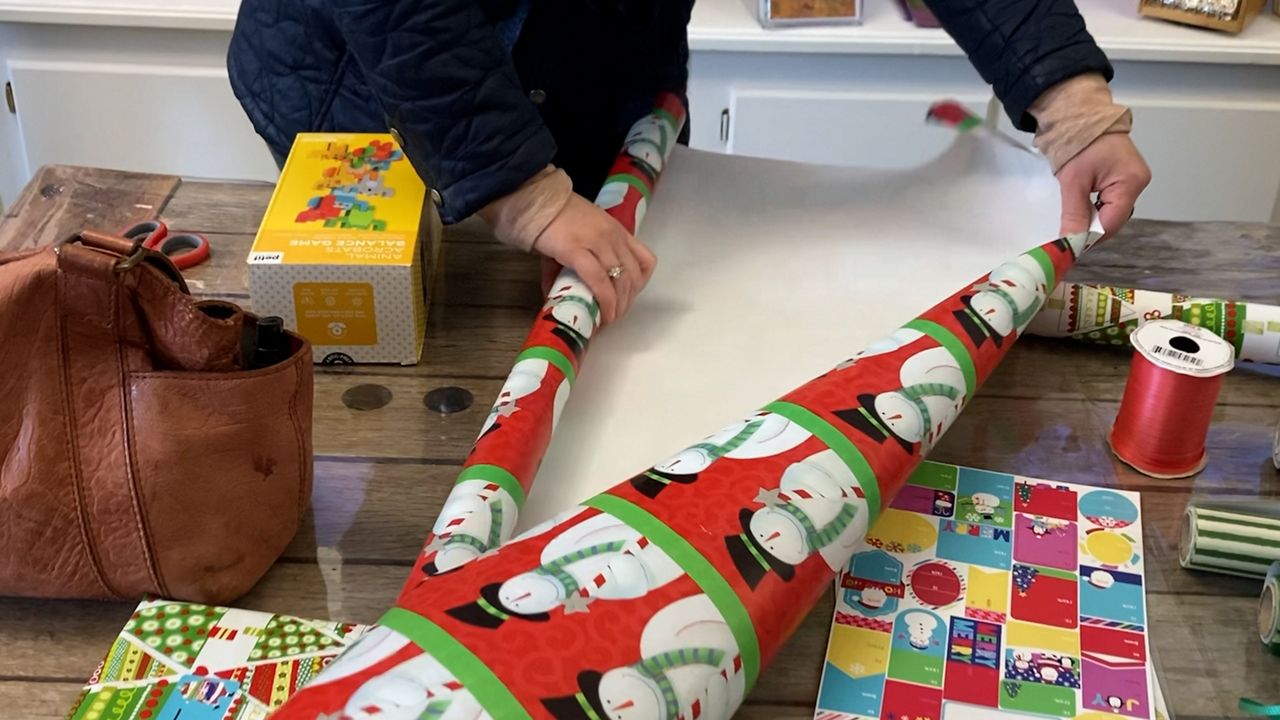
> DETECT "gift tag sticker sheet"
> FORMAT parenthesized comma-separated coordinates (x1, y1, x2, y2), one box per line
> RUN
(816, 461, 1153, 720)
(68, 599, 370, 720)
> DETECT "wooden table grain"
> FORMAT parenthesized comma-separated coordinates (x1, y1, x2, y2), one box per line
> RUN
(1, 165, 1278, 720)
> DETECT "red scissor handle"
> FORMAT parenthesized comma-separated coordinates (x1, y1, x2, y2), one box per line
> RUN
(151, 233, 211, 270)
(122, 220, 167, 245)
(119, 220, 210, 270)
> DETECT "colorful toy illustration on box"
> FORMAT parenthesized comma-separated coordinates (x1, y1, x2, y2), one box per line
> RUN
(816, 462, 1153, 720)
(296, 139, 406, 231)
(67, 599, 370, 720)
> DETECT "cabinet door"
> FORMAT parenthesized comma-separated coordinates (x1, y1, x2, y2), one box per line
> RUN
(8, 59, 279, 183)
(728, 88, 992, 169)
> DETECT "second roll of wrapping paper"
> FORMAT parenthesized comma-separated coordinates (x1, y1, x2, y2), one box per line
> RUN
(1180, 498, 1280, 579)
(418, 94, 688, 579)
(269, 230, 1099, 718)
(1028, 283, 1280, 365)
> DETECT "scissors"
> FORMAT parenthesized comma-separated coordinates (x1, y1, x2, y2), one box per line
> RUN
(121, 220, 211, 271)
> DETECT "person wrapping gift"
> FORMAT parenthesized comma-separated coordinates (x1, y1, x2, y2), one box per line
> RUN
(227, 0, 1150, 328)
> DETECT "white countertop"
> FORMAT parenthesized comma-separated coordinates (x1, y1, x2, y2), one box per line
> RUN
(1, 0, 1278, 64)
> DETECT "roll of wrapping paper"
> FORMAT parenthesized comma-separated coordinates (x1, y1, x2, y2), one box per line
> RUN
(269, 227, 1102, 718)
(1262, 561, 1280, 656)
(1027, 283, 1280, 365)
(414, 94, 688, 580)
(1179, 498, 1280, 579)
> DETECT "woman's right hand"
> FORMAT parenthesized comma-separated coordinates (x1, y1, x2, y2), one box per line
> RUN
(532, 192, 657, 325)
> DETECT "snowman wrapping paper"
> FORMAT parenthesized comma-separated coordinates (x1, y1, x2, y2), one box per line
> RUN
(266, 213, 1104, 720)
(816, 461, 1157, 720)
(416, 93, 687, 579)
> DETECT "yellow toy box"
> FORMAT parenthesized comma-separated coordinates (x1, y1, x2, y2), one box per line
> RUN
(247, 133, 441, 365)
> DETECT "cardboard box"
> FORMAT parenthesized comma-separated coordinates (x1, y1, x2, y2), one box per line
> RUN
(66, 598, 370, 720)
(248, 133, 441, 365)
(1138, 0, 1267, 33)
(759, 0, 862, 26)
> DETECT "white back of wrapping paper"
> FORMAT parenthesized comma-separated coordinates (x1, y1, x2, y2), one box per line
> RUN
(520, 132, 1061, 530)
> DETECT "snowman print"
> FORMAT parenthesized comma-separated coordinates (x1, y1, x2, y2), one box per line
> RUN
(477, 357, 569, 442)
(623, 114, 673, 173)
(543, 274, 599, 360)
(630, 411, 812, 498)
(836, 342, 968, 455)
(953, 253, 1049, 349)
(419, 478, 519, 576)
(726, 449, 871, 589)
(446, 512, 684, 628)
(541, 594, 744, 720)
(305, 627, 490, 720)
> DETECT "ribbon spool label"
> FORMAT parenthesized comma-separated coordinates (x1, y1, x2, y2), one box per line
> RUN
(1129, 319, 1235, 378)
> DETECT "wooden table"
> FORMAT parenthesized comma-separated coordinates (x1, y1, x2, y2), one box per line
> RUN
(1, 166, 1278, 720)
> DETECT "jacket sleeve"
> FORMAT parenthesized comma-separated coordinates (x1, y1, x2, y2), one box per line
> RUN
(332, 0, 558, 223)
(923, 0, 1114, 133)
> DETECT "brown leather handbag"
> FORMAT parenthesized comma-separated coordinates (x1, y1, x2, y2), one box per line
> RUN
(0, 231, 314, 603)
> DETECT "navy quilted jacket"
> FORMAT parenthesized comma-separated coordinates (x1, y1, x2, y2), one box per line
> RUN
(228, 0, 1111, 224)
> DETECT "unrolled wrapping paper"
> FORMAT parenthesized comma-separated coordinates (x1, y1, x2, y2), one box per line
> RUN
(268, 224, 1100, 717)
(1179, 498, 1280, 579)
(416, 94, 687, 580)
(1028, 284, 1280, 365)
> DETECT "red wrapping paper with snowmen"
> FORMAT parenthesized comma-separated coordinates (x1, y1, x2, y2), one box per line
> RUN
(269, 225, 1101, 719)
(418, 94, 688, 578)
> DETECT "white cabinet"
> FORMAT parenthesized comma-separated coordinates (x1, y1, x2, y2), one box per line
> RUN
(1, 0, 1279, 222)
(0, 21, 275, 208)
(8, 60, 278, 185)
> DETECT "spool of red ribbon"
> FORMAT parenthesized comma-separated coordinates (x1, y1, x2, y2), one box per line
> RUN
(1110, 319, 1235, 478)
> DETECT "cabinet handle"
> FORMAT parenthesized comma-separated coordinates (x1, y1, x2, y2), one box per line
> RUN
(4, 82, 14, 115)
(719, 108, 730, 144)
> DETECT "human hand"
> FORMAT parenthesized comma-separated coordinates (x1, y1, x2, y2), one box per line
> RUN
(1056, 133, 1151, 239)
(532, 193, 657, 325)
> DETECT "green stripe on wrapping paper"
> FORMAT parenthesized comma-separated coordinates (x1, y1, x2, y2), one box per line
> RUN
(583, 494, 762, 691)
(515, 346, 577, 385)
(761, 401, 881, 526)
(1198, 529, 1280, 550)
(604, 172, 652, 200)
(1028, 247, 1057, 290)
(902, 319, 978, 402)
(1189, 546, 1275, 568)
(378, 607, 532, 720)
(652, 107, 681, 136)
(1196, 509, 1280, 533)
(456, 464, 526, 509)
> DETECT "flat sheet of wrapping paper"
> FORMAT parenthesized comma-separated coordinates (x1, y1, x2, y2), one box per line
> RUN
(519, 130, 1063, 531)
(274, 230, 1097, 720)
(270, 191, 1103, 720)
(1028, 284, 1280, 365)
(815, 461, 1155, 720)
(67, 598, 369, 720)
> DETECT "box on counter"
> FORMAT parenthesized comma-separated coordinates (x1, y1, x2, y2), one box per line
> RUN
(66, 598, 370, 720)
(248, 133, 442, 365)
(759, 0, 862, 27)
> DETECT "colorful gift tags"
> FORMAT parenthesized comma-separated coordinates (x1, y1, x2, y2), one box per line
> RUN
(816, 462, 1153, 720)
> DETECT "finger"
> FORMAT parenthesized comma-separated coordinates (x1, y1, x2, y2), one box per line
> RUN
(629, 235, 658, 285)
(540, 257, 562, 297)
(590, 245, 634, 320)
(570, 249, 617, 325)
(613, 234, 644, 307)
(1096, 181, 1141, 240)
(1057, 174, 1095, 237)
